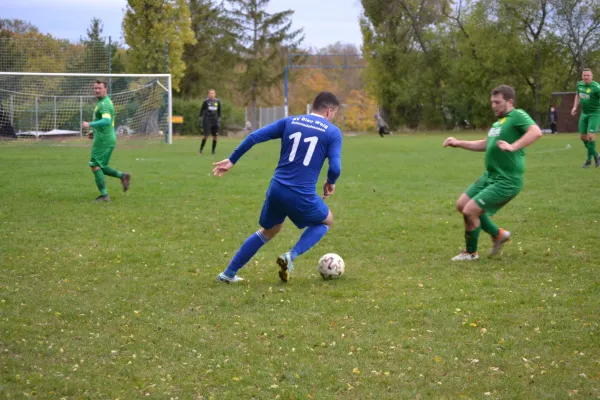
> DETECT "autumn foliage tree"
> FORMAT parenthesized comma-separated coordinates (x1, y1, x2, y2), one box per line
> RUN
(123, 0, 195, 91)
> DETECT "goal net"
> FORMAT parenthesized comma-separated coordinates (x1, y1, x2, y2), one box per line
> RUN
(0, 72, 173, 143)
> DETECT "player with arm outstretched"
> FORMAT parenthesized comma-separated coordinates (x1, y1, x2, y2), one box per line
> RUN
(212, 92, 342, 283)
(443, 84, 542, 260)
(571, 68, 600, 168)
(82, 79, 130, 202)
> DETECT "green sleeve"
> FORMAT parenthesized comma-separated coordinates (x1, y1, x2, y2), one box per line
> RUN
(90, 118, 111, 127)
(97, 101, 111, 120)
(514, 110, 536, 135)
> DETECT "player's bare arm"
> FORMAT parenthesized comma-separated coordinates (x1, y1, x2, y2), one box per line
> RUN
(497, 124, 542, 152)
(571, 93, 580, 116)
(443, 137, 487, 151)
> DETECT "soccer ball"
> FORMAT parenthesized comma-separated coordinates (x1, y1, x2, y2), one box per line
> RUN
(318, 253, 345, 280)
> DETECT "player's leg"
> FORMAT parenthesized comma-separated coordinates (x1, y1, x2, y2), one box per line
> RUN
(217, 223, 283, 283)
(211, 124, 218, 155)
(456, 190, 506, 250)
(104, 167, 131, 192)
(468, 181, 520, 257)
(217, 190, 286, 283)
(459, 199, 484, 258)
(199, 135, 209, 154)
(278, 196, 332, 282)
(290, 211, 333, 260)
(96, 147, 132, 192)
(199, 120, 210, 154)
(378, 127, 384, 137)
(579, 114, 592, 167)
(452, 176, 486, 260)
(90, 166, 109, 201)
(586, 115, 600, 167)
(89, 147, 110, 201)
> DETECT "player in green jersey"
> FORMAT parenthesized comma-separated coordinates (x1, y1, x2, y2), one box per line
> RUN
(443, 85, 542, 261)
(571, 68, 600, 168)
(82, 80, 131, 202)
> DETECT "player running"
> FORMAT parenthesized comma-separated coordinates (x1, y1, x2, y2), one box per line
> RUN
(443, 85, 542, 261)
(82, 79, 130, 202)
(571, 68, 600, 168)
(212, 92, 342, 283)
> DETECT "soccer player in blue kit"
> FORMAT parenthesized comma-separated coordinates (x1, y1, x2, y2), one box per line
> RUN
(212, 92, 343, 283)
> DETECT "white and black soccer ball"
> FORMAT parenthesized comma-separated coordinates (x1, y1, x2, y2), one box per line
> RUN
(318, 253, 345, 280)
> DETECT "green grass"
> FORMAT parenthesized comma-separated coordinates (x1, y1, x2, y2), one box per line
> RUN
(1, 134, 599, 399)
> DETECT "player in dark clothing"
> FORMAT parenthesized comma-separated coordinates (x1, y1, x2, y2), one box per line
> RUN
(198, 89, 222, 155)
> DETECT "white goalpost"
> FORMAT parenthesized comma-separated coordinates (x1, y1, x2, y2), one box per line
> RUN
(0, 72, 173, 144)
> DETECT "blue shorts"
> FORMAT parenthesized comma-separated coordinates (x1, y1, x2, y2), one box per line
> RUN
(259, 181, 329, 229)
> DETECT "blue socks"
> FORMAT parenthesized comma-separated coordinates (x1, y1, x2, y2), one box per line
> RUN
(223, 224, 330, 278)
(291, 224, 329, 261)
(224, 231, 269, 278)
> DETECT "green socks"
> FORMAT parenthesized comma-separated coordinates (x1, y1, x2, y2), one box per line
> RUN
(590, 141, 598, 158)
(583, 140, 591, 161)
(102, 166, 123, 179)
(93, 169, 108, 196)
(480, 213, 500, 238)
(465, 226, 481, 254)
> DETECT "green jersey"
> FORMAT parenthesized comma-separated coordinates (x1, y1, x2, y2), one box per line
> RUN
(576, 80, 600, 115)
(485, 109, 536, 182)
(92, 96, 116, 147)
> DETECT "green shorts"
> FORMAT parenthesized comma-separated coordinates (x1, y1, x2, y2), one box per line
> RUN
(89, 146, 114, 168)
(465, 173, 522, 216)
(579, 113, 600, 134)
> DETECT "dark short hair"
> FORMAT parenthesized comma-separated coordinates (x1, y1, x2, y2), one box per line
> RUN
(95, 79, 107, 88)
(583, 68, 593, 73)
(491, 85, 515, 102)
(312, 91, 340, 112)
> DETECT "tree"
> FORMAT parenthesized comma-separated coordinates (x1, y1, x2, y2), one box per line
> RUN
(73, 18, 113, 73)
(181, 0, 239, 98)
(123, 0, 196, 91)
(499, 0, 553, 122)
(361, 0, 451, 128)
(550, 0, 600, 79)
(361, 0, 595, 130)
(228, 0, 304, 129)
(0, 19, 39, 72)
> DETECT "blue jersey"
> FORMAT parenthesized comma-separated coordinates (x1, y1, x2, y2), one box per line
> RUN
(229, 114, 342, 195)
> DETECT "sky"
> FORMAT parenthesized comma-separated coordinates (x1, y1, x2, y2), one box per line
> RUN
(2, 0, 365, 50)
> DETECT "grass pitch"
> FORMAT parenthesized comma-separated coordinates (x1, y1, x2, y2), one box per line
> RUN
(1, 134, 598, 399)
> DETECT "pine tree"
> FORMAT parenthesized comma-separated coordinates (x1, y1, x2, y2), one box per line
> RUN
(228, 0, 304, 128)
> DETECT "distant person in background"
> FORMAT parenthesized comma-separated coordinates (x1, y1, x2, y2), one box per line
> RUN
(244, 120, 252, 136)
(375, 114, 390, 137)
(571, 68, 600, 168)
(198, 89, 221, 155)
(548, 106, 557, 134)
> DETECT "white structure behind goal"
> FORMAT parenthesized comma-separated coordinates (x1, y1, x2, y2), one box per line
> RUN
(0, 72, 173, 144)
(258, 106, 286, 128)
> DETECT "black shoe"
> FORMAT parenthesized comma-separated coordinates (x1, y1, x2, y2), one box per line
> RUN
(582, 160, 592, 168)
(212, 151, 216, 155)
(93, 195, 110, 202)
(121, 172, 131, 192)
